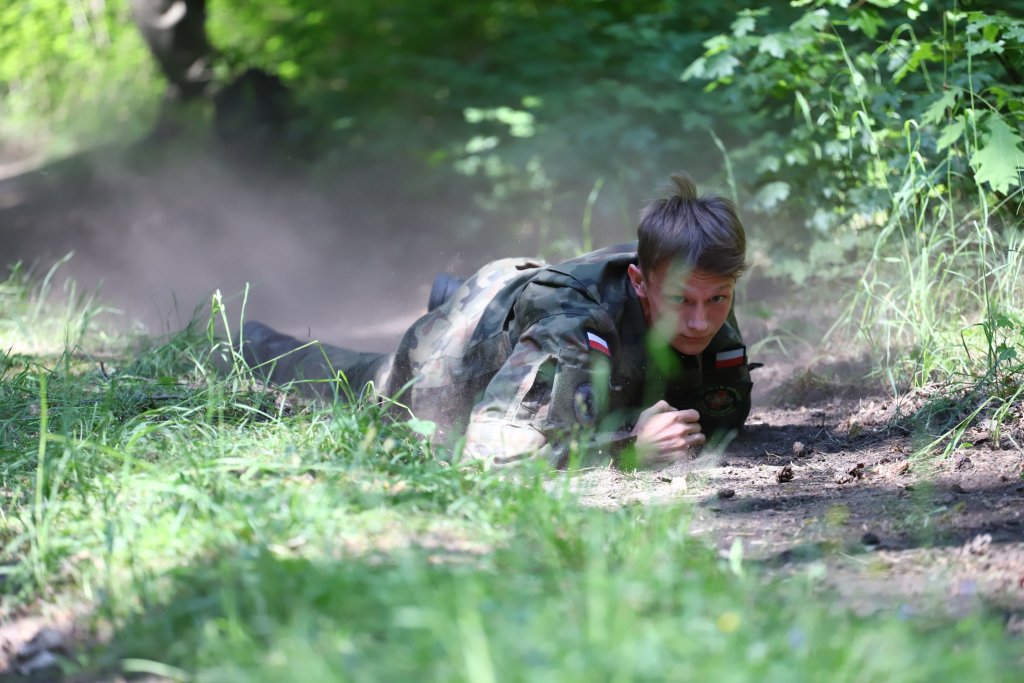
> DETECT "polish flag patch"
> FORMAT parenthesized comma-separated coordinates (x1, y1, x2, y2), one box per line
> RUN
(587, 331, 612, 357)
(715, 347, 746, 369)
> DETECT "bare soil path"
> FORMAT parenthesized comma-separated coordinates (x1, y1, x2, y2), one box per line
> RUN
(572, 380, 1024, 624)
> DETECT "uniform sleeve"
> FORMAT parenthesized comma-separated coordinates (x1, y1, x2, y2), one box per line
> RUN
(461, 287, 630, 468)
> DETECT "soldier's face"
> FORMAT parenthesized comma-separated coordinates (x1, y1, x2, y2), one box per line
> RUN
(628, 262, 735, 356)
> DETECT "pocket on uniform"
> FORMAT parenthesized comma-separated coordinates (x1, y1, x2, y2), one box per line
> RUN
(516, 356, 556, 419)
(541, 348, 608, 430)
(698, 379, 753, 432)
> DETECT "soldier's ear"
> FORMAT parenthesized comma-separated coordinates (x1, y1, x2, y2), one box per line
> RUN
(627, 263, 647, 298)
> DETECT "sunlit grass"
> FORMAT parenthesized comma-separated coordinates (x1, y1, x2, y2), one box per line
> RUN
(0, 257, 127, 358)
(832, 154, 1024, 458)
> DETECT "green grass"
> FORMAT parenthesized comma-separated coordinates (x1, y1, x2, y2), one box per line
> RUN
(1, 271, 1023, 682)
(830, 135, 1024, 460)
(869, 217, 1023, 459)
(0, 257, 120, 358)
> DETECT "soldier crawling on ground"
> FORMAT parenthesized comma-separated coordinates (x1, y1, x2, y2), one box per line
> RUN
(241, 172, 755, 469)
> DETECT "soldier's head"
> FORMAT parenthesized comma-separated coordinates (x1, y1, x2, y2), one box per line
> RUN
(627, 172, 747, 356)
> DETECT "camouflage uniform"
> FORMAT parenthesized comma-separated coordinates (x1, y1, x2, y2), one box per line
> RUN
(243, 243, 753, 467)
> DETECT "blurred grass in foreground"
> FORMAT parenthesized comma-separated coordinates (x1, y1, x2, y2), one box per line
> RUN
(0, 269, 1022, 682)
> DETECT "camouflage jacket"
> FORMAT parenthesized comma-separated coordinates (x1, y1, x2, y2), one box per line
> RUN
(382, 243, 752, 467)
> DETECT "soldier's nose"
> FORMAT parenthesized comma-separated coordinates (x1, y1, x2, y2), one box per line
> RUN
(687, 306, 709, 331)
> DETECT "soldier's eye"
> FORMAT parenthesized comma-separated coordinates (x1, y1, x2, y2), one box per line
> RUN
(710, 295, 730, 304)
(667, 295, 685, 305)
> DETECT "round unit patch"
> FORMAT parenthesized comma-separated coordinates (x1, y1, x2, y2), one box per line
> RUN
(573, 382, 597, 426)
(703, 385, 741, 416)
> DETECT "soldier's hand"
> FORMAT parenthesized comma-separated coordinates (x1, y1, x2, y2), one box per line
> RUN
(631, 400, 705, 465)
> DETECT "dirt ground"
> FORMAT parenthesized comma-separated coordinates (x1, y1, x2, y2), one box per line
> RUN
(572, 371, 1024, 625)
(2, 145, 1023, 677)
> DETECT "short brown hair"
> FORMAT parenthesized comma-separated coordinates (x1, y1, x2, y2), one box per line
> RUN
(637, 172, 746, 278)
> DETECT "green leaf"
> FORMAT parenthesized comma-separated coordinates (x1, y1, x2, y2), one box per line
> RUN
(731, 15, 756, 37)
(936, 116, 965, 151)
(279, 60, 300, 79)
(922, 90, 957, 126)
(966, 38, 1005, 56)
(965, 12, 992, 35)
(703, 34, 731, 55)
(893, 41, 938, 84)
(987, 86, 1019, 110)
(406, 418, 437, 438)
(970, 114, 1024, 194)
(753, 181, 791, 211)
(680, 57, 706, 81)
(808, 239, 845, 266)
(982, 21, 1001, 43)
(758, 34, 786, 58)
(705, 53, 740, 80)
(757, 155, 781, 173)
(794, 91, 813, 127)
(791, 9, 829, 33)
(849, 9, 885, 38)
(776, 257, 811, 285)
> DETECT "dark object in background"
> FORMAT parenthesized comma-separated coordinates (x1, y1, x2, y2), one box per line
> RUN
(130, 0, 295, 158)
(213, 69, 293, 160)
(130, 0, 213, 104)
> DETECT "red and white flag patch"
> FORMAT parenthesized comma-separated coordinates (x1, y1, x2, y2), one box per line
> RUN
(715, 347, 746, 369)
(587, 331, 612, 358)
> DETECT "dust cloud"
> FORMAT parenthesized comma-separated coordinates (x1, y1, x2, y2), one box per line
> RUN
(0, 145, 505, 352)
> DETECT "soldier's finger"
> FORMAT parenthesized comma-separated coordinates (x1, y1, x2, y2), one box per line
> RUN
(669, 432, 704, 451)
(637, 402, 676, 428)
(645, 400, 675, 415)
(676, 409, 701, 423)
(671, 417, 701, 433)
(660, 421, 691, 441)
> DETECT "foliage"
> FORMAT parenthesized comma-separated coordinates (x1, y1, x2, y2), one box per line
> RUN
(680, 1, 1024, 453)
(4, 1, 1023, 259)
(682, 0, 1024, 279)
(0, 1, 775, 248)
(2, 270, 1023, 681)
(840, 202, 1024, 451)
(2, 0, 1024, 250)
(0, 0, 157, 148)
(203, 0, 759, 246)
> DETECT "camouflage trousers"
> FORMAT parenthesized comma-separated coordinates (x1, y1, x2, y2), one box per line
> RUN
(240, 321, 392, 401)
